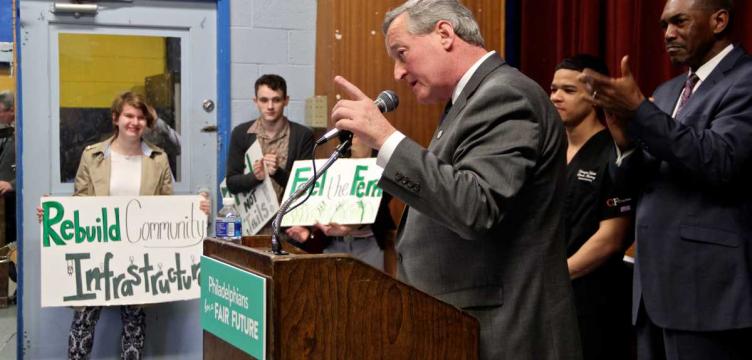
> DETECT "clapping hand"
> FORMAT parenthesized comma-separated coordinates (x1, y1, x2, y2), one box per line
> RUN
(262, 153, 279, 176)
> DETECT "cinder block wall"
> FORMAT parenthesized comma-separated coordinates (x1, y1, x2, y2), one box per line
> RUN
(230, 0, 317, 127)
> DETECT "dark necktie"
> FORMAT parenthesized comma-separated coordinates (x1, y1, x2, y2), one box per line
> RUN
(676, 73, 700, 116)
(440, 100, 453, 124)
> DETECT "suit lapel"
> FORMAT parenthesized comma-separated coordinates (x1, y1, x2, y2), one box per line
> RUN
(446, 54, 505, 124)
(429, 54, 505, 149)
(403, 55, 506, 244)
(676, 46, 744, 123)
(656, 78, 684, 115)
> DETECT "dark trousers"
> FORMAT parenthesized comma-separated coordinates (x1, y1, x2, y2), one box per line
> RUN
(578, 312, 633, 360)
(636, 302, 752, 360)
(68, 306, 146, 360)
(574, 262, 634, 360)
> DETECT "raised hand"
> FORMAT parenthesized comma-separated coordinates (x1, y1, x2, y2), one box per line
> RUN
(331, 76, 397, 150)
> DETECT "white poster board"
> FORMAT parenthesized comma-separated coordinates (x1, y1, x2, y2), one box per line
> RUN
(280, 158, 384, 226)
(219, 141, 279, 235)
(39, 195, 207, 307)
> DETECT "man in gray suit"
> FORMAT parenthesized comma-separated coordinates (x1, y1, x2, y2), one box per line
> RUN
(331, 1, 580, 358)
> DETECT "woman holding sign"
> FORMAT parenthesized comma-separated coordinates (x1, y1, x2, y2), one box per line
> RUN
(40, 92, 209, 359)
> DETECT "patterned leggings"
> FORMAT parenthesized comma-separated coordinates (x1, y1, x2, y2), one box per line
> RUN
(68, 306, 146, 360)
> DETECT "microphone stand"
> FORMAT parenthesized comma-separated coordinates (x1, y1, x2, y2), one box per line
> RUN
(270, 139, 352, 255)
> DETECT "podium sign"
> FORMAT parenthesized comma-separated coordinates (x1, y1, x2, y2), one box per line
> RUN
(201, 256, 267, 359)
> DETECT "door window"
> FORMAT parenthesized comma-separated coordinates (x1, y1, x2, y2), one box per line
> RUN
(57, 33, 183, 182)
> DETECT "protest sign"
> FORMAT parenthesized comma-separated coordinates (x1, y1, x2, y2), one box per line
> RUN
(39, 195, 207, 307)
(219, 141, 279, 235)
(280, 158, 384, 226)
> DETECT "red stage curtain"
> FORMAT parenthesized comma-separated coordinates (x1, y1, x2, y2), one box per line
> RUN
(521, 0, 752, 95)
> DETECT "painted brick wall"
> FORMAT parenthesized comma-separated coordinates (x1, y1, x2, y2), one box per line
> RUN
(230, 0, 317, 127)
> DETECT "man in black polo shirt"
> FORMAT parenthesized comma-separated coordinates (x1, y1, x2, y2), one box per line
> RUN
(550, 55, 634, 360)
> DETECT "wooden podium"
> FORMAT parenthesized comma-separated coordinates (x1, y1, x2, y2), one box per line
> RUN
(203, 236, 479, 359)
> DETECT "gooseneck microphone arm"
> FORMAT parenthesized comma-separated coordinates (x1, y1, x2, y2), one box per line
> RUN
(270, 138, 352, 255)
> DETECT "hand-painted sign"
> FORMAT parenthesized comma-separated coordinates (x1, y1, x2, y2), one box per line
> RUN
(220, 141, 279, 235)
(40, 195, 207, 307)
(280, 158, 384, 226)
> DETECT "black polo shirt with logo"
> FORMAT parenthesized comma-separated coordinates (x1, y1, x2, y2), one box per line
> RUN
(565, 129, 633, 317)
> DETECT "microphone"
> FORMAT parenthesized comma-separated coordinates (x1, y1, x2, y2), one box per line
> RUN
(315, 90, 400, 145)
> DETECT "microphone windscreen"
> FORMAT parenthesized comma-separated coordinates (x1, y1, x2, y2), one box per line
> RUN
(374, 90, 399, 113)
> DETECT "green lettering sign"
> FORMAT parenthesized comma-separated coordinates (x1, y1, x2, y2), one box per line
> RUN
(41, 203, 122, 247)
(42, 201, 66, 247)
(201, 256, 266, 359)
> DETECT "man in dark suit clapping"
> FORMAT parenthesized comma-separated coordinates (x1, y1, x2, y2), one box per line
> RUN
(331, 1, 580, 359)
(581, 0, 752, 358)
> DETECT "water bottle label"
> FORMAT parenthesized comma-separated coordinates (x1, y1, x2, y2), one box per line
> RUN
(215, 220, 229, 238)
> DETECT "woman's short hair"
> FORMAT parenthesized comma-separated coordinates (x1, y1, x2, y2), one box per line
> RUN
(110, 91, 157, 129)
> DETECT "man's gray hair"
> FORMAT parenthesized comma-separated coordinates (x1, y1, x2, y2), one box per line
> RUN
(382, 0, 485, 48)
(0, 91, 13, 110)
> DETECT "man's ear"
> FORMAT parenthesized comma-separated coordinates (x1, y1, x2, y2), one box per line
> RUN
(435, 20, 455, 50)
(710, 9, 730, 35)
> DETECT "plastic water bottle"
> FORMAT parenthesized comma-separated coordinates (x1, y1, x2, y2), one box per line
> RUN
(215, 197, 242, 242)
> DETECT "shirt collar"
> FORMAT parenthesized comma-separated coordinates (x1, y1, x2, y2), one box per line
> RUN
(452, 50, 496, 104)
(102, 139, 153, 158)
(248, 117, 290, 141)
(690, 44, 734, 83)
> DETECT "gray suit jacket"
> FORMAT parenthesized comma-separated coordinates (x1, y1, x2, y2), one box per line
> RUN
(620, 46, 752, 331)
(379, 54, 580, 359)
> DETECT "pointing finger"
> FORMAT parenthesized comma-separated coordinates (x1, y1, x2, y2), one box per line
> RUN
(334, 76, 370, 101)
